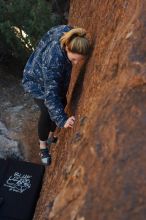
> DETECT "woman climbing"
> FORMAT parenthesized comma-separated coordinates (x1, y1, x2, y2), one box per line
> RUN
(22, 24, 90, 165)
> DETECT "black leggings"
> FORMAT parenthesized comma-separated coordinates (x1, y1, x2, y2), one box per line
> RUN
(34, 98, 67, 141)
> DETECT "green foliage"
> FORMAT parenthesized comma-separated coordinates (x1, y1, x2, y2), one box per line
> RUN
(0, 0, 60, 64)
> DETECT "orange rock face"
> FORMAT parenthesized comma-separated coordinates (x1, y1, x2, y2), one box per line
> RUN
(34, 1, 146, 219)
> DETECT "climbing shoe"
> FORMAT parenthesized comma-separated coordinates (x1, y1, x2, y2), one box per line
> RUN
(39, 148, 51, 166)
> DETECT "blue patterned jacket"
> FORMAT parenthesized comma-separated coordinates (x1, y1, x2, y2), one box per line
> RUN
(22, 25, 73, 128)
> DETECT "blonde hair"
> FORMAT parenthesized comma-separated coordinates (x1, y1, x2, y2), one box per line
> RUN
(60, 26, 90, 56)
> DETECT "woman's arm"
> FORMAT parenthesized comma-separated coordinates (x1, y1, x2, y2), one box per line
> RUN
(42, 41, 69, 128)
(43, 63, 68, 128)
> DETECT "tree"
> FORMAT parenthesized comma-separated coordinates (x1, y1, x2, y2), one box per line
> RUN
(0, 0, 60, 65)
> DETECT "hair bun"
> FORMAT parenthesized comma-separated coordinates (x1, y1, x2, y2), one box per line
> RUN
(78, 32, 86, 37)
(72, 27, 86, 38)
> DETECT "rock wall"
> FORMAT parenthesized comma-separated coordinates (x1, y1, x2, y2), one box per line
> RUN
(34, 0, 146, 219)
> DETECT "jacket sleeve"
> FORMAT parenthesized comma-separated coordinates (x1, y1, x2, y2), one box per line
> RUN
(42, 47, 68, 128)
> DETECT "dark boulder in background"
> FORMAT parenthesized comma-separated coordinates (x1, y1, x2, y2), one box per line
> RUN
(50, 0, 70, 23)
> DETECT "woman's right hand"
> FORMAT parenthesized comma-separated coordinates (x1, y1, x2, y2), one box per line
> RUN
(64, 116, 75, 128)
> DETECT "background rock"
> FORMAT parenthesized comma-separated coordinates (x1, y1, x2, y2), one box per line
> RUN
(0, 64, 40, 162)
(0, 121, 23, 160)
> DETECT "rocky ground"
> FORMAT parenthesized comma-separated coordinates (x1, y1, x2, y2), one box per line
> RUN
(0, 64, 40, 163)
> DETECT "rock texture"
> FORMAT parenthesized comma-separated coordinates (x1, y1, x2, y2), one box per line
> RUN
(0, 120, 23, 159)
(33, 0, 146, 219)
